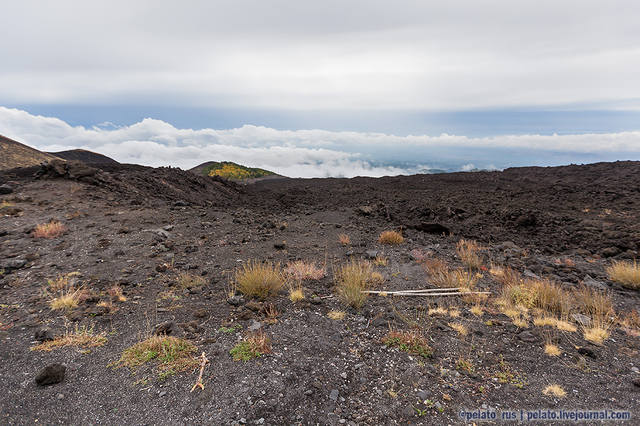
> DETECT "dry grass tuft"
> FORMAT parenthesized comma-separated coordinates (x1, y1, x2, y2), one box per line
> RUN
(284, 260, 325, 280)
(31, 324, 107, 351)
(373, 255, 388, 267)
(230, 331, 272, 361)
(606, 260, 640, 289)
(456, 239, 482, 270)
(117, 335, 198, 371)
(177, 272, 206, 289)
(423, 258, 478, 290)
(328, 310, 346, 320)
(335, 260, 381, 308)
(470, 305, 484, 317)
(108, 285, 127, 302)
(448, 322, 468, 336)
(234, 260, 284, 299)
(544, 343, 561, 357)
(50, 287, 83, 311)
(382, 330, 432, 358)
(573, 285, 614, 345)
(378, 230, 404, 245)
(533, 316, 577, 333)
(33, 221, 66, 238)
(543, 384, 566, 398)
(338, 233, 351, 246)
(288, 285, 305, 303)
(428, 306, 448, 316)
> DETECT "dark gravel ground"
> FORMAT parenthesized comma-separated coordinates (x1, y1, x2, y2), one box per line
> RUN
(0, 161, 639, 425)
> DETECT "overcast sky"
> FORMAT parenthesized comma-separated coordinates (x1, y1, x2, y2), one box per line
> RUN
(1, 1, 639, 175)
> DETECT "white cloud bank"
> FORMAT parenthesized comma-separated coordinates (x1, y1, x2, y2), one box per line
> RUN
(1, 107, 640, 178)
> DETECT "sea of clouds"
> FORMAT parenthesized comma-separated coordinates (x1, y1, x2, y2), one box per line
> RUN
(1, 106, 640, 178)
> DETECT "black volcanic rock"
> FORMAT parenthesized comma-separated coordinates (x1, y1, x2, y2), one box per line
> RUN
(35, 364, 65, 386)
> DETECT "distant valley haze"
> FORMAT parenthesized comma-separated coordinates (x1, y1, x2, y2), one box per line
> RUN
(1, 0, 639, 177)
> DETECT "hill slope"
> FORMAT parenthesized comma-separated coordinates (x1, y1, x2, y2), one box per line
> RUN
(49, 149, 118, 165)
(190, 161, 277, 180)
(0, 134, 59, 169)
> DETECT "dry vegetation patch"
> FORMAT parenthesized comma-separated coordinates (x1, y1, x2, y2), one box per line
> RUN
(423, 258, 478, 290)
(116, 336, 198, 372)
(284, 260, 325, 280)
(606, 260, 640, 289)
(33, 221, 66, 238)
(338, 233, 351, 246)
(382, 330, 432, 358)
(378, 230, 404, 245)
(456, 239, 483, 270)
(543, 384, 566, 398)
(234, 260, 284, 299)
(335, 260, 383, 308)
(230, 332, 272, 361)
(31, 324, 107, 351)
(177, 272, 206, 289)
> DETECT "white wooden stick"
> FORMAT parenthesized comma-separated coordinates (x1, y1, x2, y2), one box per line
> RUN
(363, 291, 491, 297)
(364, 288, 461, 295)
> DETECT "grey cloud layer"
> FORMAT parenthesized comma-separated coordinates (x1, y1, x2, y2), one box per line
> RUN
(1, 1, 639, 109)
(2, 107, 640, 178)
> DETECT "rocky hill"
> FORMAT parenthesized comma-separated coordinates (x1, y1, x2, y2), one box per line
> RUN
(0, 135, 59, 169)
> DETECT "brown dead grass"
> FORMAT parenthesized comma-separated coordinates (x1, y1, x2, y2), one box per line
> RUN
(176, 272, 206, 289)
(335, 260, 381, 308)
(456, 239, 482, 270)
(338, 233, 351, 246)
(31, 324, 107, 351)
(284, 260, 325, 280)
(606, 260, 640, 289)
(234, 260, 284, 300)
(423, 258, 478, 290)
(378, 230, 404, 245)
(116, 335, 198, 371)
(543, 384, 566, 398)
(33, 221, 66, 238)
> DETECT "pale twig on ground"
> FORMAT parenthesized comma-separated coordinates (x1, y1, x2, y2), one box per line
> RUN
(190, 352, 209, 392)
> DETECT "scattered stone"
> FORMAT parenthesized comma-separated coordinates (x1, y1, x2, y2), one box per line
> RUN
(245, 301, 263, 312)
(273, 241, 286, 250)
(601, 247, 621, 258)
(631, 366, 639, 373)
(35, 364, 65, 386)
(411, 222, 451, 235)
(193, 308, 207, 319)
(34, 329, 54, 342)
(56, 393, 64, 400)
(0, 184, 13, 194)
(159, 391, 167, 397)
(154, 321, 179, 336)
(633, 378, 640, 388)
(0, 258, 26, 271)
(248, 320, 263, 332)
(329, 389, 339, 401)
(577, 347, 597, 359)
(227, 295, 244, 306)
(364, 250, 379, 259)
(517, 330, 537, 343)
(583, 275, 608, 291)
(571, 313, 591, 327)
(523, 270, 540, 279)
(153, 229, 170, 240)
(356, 205, 374, 216)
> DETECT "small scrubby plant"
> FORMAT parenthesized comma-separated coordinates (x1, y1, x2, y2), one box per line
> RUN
(230, 332, 271, 361)
(383, 330, 432, 358)
(117, 336, 198, 372)
(177, 272, 206, 289)
(378, 230, 404, 245)
(31, 324, 106, 351)
(456, 239, 483, 270)
(284, 260, 325, 280)
(335, 260, 381, 308)
(234, 260, 284, 299)
(33, 221, 66, 238)
(606, 260, 640, 289)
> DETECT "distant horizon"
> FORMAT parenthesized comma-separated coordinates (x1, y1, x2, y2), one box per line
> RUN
(2, 106, 640, 178)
